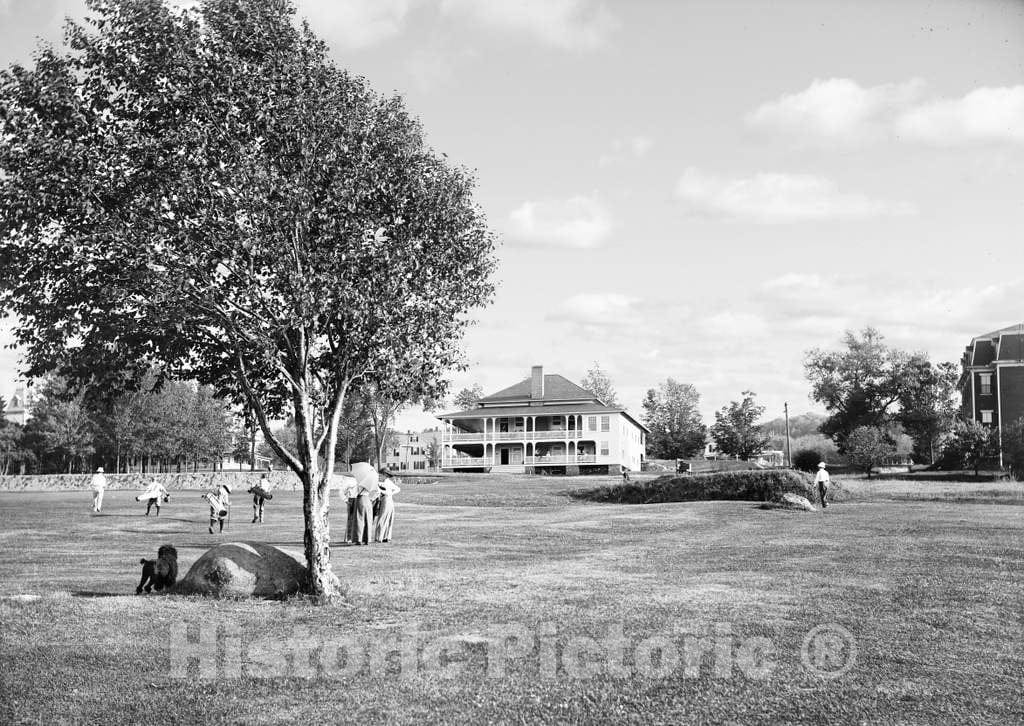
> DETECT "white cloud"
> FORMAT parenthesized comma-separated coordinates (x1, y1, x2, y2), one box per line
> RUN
(895, 86, 1024, 146)
(748, 78, 1024, 147)
(549, 292, 641, 327)
(298, 0, 419, 50)
(746, 78, 924, 144)
(674, 167, 914, 224)
(506, 195, 612, 248)
(440, 0, 617, 50)
(598, 135, 654, 166)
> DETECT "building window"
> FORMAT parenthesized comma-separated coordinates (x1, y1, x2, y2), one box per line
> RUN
(600, 441, 609, 456)
(600, 415, 610, 432)
(414, 461, 426, 470)
(981, 410, 993, 424)
(588, 416, 597, 431)
(980, 373, 992, 395)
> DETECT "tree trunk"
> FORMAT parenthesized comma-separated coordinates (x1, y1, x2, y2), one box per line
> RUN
(292, 389, 342, 603)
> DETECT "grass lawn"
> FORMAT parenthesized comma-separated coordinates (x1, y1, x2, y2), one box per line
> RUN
(1, 473, 1022, 724)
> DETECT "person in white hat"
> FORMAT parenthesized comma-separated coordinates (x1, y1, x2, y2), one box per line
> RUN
(815, 462, 830, 508)
(90, 467, 107, 513)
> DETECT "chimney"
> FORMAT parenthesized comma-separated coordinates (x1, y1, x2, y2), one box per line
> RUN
(530, 366, 544, 399)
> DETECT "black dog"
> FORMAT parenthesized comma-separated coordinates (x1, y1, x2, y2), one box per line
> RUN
(136, 544, 178, 594)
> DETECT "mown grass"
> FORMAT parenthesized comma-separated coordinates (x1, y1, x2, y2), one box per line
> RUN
(1, 474, 1022, 725)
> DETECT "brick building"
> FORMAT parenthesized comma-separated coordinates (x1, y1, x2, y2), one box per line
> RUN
(958, 322, 1024, 464)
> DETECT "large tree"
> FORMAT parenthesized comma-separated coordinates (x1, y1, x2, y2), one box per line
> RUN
(896, 360, 960, 464)
(710, 391, 770, 461)
(580, 362, 620, 407)
(0, 0, 496, 601)
(804, 328, 913, 451)
(640, 379, 706, 459)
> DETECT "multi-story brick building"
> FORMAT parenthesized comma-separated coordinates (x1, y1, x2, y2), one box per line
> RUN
(438, 365, 647, 475)
(958, 323, 1024, 464)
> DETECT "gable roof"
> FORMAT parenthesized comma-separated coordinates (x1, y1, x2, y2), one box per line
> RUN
(480, 374, 597, 404)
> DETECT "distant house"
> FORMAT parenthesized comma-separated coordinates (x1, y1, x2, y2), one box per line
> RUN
(384, 430, 442, 473)
(958, 322, 1024, 464)
(437, 365, 647, 475)
(3, 385, 31, 425)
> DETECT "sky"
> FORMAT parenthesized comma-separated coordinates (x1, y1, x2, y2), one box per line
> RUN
(1, 0, 1023, 432)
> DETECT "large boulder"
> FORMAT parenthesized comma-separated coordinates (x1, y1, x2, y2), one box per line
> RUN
(781, 492, 817, 512)
(177, 542, 306, 599)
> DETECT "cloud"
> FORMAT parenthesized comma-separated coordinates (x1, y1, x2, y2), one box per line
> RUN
(298, 0, 419, 50)
(755, 274, 1024, 352)
(598, 135, 654, 166)
(746, 78, 925, 144)
(506, 195, 613, 248)
(440, 0, 617, 50)
(895, 86, 1024, 146)
(748, 78, 1024, 147)
(548, 292, 642, 328)
(674, 167, 914, 223)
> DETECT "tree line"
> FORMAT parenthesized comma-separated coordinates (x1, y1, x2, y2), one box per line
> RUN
(448, 333, 1012, 475)
(0, 373, 235, 474)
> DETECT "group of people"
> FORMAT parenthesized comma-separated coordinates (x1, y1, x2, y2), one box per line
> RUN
(342, 462, 401, 545)
(89, 464, 402, 539)
(88, 466, 279, 534)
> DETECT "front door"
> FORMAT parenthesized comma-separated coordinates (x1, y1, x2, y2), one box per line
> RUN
(501, 448, 509, 465)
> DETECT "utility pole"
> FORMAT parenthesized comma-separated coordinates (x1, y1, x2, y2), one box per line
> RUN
(784, 402, 792, 468)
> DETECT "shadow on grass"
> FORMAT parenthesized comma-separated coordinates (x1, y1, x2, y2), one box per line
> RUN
(71, 590, 127, 598)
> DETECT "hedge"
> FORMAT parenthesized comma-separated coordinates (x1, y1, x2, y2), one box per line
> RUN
(569, 469, 816, 504)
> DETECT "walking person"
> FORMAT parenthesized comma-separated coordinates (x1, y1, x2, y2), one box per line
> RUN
(374, 469, 401, 543)
(136, 477, 170, 516)
(248, 473, 273, 524)
(815, 462, 830, 509)
(350, 462, 379, 546)
(203, 484, 231, 533)
(90, 466, 107, 513)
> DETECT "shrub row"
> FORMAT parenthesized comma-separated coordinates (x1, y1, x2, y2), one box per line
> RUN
(570, 469, 816, 505)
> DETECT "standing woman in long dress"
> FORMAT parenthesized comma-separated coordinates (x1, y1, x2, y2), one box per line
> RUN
(374, 469, 401, 543)
(350, 462, 379, 546)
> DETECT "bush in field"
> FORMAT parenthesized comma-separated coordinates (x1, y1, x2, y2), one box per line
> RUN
(942, 419, 999, 476)
(569, 469, 815, 504)
(793, 449, 822, 472)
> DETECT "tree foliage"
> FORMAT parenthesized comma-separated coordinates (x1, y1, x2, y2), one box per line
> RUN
(709, 390, 770, 461)
(895, 360, 960, 464)
(844, 425, 895, 478)
(942, 419, 999, 477)
(792, 448, 824, 473)
(641, 379, 706, 459)
(580, 362, 619, 407)
(804, 328, 915, 451)
(1000, 417, 1024, 480)
(0, 0, 497, 600)
(452, 383, 484, 411)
